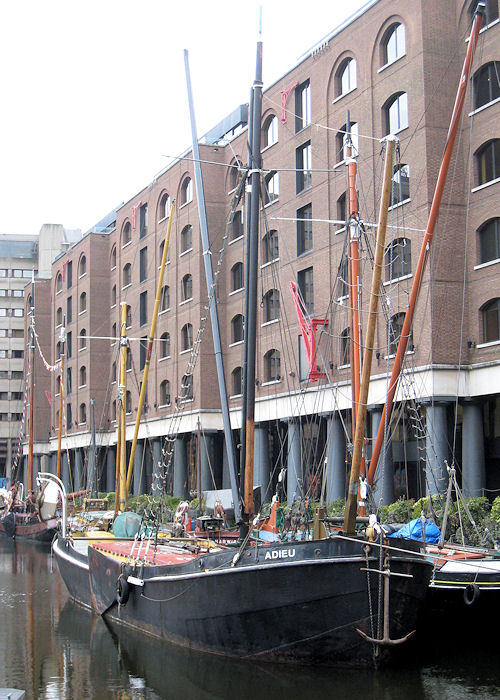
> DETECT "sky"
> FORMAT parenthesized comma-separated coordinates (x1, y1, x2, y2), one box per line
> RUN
(0, 0, 368, 237)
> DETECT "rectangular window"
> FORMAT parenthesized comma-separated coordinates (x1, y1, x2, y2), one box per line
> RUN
(298, 336, 309, 382)
(0, 309, 8, 317)
(0, 371, 9, 379)
(11, 392, 22, 400)
(140, 203, 148, 238)
(11, 371, 23, 379)
(66, 260, 72, 289)
(11, 350, 24, 359)
(0, 350, 7, 358)
(11, 413, 23, 422)
(11, 329, 23, 338)
(0, 269, 7, 277)
(0, 330, 6, 338)
(296, 141, 312, 192)
(297, 203, 313, 256)
(0, 392, 7, 400)
(140, 291, 148, 326)
(67, 331, 72, 359)
(0, 413, 7, 421)
(66, 403, 72, 428)
(139, 247, 147, 283)
(139, 336, 147, 371)
(66, 367, 72, 395)
(297, 266, 314, 315)
(295, 79, 311, 132)
(12, 308, 24, 317)
(0, 290, 7, 297)
(11, 289, 23, 297)
(67, 296, 72, 324)
(11, 269, 32, 278)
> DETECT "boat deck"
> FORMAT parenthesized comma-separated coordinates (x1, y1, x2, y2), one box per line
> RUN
(90, 539, 216, 566)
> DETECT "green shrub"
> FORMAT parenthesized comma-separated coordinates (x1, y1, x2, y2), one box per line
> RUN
(490, 496, 500, 525)
(379, 498, 414, 524)
(326, 499, 345, 517)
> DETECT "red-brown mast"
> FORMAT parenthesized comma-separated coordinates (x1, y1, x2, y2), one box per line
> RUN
(367, 6, 485, 486)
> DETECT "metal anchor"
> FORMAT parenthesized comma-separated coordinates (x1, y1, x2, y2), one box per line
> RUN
(357, 563, 416, 646)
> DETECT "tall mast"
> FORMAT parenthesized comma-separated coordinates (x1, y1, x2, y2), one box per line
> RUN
(243, 29, 263, 524)
(345, 113, 363, 476)
(27, 287, 35, 492)
(344, 137, 396, 533)
(125, 202, 176, 498)
(118, 302, 128, 512)
(56, 323, 65, 480)
(184, 50, 242, 522)
(367, 5, 485, 486)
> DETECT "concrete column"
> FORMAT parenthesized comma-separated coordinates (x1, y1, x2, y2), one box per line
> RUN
(173, 437, 188, 499)
(152, 439, 163, 495)
(74, 449, 82, 492)
(200, 433, 214, 492)
(326, 414, 346, 502)
(40, 454, 49, 475)
(462, 401, 486, 498)
(426, 403, 449, 496)
(106, 448, 116, 493)
(254, 424, 271, 504)
(133, 440, 145, 496)
(287, 420, 302, 503)
(370, 406, 395, 506)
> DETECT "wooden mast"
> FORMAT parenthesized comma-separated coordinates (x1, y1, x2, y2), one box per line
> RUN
(367, 5, 485, 487)
(243, 32, 263, 524)
(124, 201, 175, 498)
(118, 302, 128, 513)
(27, 292, 35, 492)
(344, 137, 396, 534)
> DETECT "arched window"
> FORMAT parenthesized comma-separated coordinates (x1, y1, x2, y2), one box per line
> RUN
(228, 157, 242, 191)
(181, 373, 193, 400)
(158, 192, 171, 220)
(262, 230, 279, 264)
(111, 245, 117, 269)
(263, 171, 279, 205)
(263, 289, 280, 322)
(473, 62, 500, 110)
(122, 263, 132, 288)
(337, 121, 358, 161)
(79, 255, 87, 277)
(79, 403, 87, 424)
(479, 218, 500, 264)
(386, 238, 411, 281)
(337, 57, 357, 96)
(388, 312, 413, 355)
(79, 291, 87, 313)
(180, 225, 193, 253)
(231, 262, 244, 291)
(181, 177, 193, 205)
(482, 298, 500, 343)
(384, 92, 408, 135)
(231, 314, 244, 343)
(160, 379, 171, 406)
(337, 192, 347, 224)
(160, 285, 170, 311)
(181, 274, 193, 301)
(79, 329, 86, 350)
(181, 323, 193, 351)
(122, 221, 132, 245)
(126, 391, 132, 414)
(110, 285, 116, 307)
(125, 305, 132, 329)
(232, 367, 242, 396)
(160, 331, 170, 359)
(231, 211, 243, 240)
(56, 307, 63, 326)
(55, 272, 63, 293)
(382, 23, 406, 65)
(340, 328, 350, 366)
(79, 365, 87, 387)
(476, 139, 500, 186)
(391, 164, 410, 205)
(264, 349, 281, 382)
(262, 114, 278, 148)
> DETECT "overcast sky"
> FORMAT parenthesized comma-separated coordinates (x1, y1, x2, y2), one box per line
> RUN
(0, 0, 368, 237)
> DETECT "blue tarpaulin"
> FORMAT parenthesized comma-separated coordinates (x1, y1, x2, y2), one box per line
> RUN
(388, 518, 441, 543)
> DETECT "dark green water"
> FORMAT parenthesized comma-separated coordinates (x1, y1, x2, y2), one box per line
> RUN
(0, 538, 499, 699)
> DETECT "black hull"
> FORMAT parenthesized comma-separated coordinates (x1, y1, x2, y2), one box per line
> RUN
(0, 512, 58, 542)
(54, 534, 431, 667)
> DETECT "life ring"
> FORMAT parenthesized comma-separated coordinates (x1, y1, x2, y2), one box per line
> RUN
(464, 583, 480, 606)
(116, 574, 130, 606)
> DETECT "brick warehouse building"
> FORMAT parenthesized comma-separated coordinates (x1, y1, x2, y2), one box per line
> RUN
(21, 0, 500, 508)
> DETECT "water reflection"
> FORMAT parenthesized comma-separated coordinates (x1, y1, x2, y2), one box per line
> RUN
(1, 538, 499, 699)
